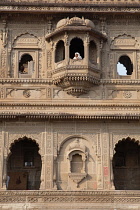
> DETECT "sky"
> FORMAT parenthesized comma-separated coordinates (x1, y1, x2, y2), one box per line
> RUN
(117, 62, 127, 75)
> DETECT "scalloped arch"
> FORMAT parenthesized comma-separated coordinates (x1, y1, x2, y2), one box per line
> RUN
(114, 136, 140, 151)
(12, 32, 40, 48)
(111, 33, 138, 47)
(8, 134, 42, 157)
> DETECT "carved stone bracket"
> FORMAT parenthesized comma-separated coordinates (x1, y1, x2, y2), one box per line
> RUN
(53, 73, 100, 97)
(68, 173, 87, 188)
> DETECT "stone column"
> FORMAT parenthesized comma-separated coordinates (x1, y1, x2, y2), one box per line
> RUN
(84, 33, 90, 66)
(64, 32, 69, 66)
(44, 121, 54, 190)
(109, 133, 115, 190)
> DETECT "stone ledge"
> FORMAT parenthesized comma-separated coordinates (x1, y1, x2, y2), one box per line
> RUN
(0, 190, 139, 203)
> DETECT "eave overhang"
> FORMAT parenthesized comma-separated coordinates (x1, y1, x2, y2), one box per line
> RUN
(45, 25, 107, 41)
(0, 1, 140, 14)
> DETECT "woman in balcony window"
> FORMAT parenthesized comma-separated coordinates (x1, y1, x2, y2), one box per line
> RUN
(73, 52, 82, 60)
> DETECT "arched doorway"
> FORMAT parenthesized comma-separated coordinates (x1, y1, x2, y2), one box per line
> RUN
(7, 137, 42, 190)
(113, 137, 140, 190)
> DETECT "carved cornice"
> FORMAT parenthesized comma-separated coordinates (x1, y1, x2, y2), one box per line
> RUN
(0, 79, 140, 85)
(0, 112, 140, 120)
(0, 190, 139, 203)
(0, 4, 140, 14)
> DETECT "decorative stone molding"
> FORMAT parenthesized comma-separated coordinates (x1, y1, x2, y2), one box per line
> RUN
(0, 190, 139, 204)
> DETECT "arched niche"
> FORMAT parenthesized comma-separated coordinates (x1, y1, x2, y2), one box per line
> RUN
(57, 136, 96, 190)
(7, 136, 42, 190)
(112, 137, 140, 190)
(69, 37, 84, 59)
(55, 40, 65, 63)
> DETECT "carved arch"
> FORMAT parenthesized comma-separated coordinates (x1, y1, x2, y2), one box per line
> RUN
(12, 32, 40, 48)
(8, 134, 42, 156)
(111, 33, 138, 44)
(58, 135, 94, 154)
(110, 34, 139, 49)
(114, 136, 140, 150)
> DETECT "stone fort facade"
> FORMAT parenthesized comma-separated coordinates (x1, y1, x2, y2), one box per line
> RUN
(0, 0, 140, 209)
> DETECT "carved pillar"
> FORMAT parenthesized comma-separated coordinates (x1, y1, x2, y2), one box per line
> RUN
(45, 121, 54, 190)
(50, 39, 55, 70)
(97, 133, 103, 189)
(84, 33, 90, 66)
(101, 124, 110, 190)
(2, 131, 8, 190)
(7, 49, 11, 78)
(40, 132, 46, 190)
(64, 32, 69, 66)
(109, 133, 115, 190)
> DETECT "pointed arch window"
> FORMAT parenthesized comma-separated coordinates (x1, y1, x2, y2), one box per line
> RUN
(55, 40, 65, 63)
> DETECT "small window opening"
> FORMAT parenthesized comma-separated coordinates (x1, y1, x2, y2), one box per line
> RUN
(24, 150, 34, 167)
(70, 38, 84, 59)
(55, 40, 65, 63)
(19, 54, 33, 74)
(71, 154, 83, 173)
(117, 55, 133, 76)
(89, 40, 97, 64)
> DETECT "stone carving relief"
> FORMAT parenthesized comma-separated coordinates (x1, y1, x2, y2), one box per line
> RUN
(0, 49, 7, 78)
(111, 34, 139, 50)
(12, 33, 40, 49)
(6, 88, 46, 99)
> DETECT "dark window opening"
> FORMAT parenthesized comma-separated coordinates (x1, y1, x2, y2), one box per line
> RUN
(71, 154, 83, 173)
(117, 55, 133, 76)
(89, 40, 97, 64)
(70, 38, 84, 59)
(113, 138, 140, 190)
(55, 40, 65, 63)
(19, 54, 33, 74)
(7, 137, 41, 190)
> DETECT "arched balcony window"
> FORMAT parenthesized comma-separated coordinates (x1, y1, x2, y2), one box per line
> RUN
(55, 40, 65, 63)
(19, 54, 33, 74)
(89, 40, 97, 64)
(70, 37, 84, 59)
(117, 55, 133, 76)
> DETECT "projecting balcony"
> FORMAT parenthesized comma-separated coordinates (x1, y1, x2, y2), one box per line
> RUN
(52, 58, 101, 96)
(46, 16, 107, 96)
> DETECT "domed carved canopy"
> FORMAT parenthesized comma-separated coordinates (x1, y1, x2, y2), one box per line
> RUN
(46, 17, 106, 41)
